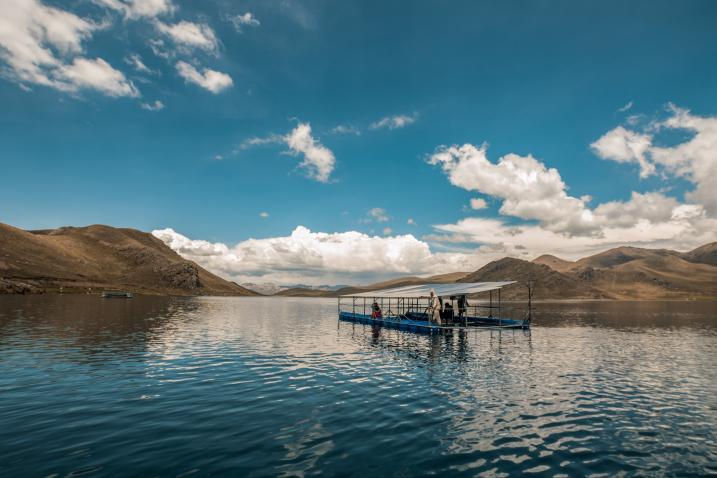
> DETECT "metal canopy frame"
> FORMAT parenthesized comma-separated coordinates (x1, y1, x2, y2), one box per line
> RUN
(339, 281, 516, 299)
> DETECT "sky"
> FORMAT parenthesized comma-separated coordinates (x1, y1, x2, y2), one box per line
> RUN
(1, 0, 717, 286)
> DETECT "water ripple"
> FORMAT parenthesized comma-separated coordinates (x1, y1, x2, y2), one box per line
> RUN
(0, 296, 716, 476)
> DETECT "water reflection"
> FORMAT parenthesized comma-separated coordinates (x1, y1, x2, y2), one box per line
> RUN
(0, 295, 715, 477)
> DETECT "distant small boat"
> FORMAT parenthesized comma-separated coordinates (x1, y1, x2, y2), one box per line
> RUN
(101, 290, 133, 298)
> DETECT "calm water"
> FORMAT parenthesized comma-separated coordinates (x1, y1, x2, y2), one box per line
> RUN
(1, 296, 716, 477)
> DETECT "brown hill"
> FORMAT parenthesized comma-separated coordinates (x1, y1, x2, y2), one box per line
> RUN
(532, 254, 574, 272)
(276, 243, 717, 300)
(682, 242, 717, 266)
(569, 246, 678, 271)
(459, 257, 610, 300)
(571, 254, 717, 299)
(275, 287, 335, 297)
(0, 223, 257, 296)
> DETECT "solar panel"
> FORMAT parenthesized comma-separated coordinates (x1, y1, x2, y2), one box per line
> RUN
(340, 281, 517, 298)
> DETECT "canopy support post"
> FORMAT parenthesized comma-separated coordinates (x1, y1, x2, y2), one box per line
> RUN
(489, 290, 493, 318)
(498, 288, 502, 328)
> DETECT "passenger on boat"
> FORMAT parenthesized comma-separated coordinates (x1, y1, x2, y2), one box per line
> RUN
(371, 301, 383, 319)
(457, 295, 469, 318)
(443, 301, 454, 324)
(429, 290, 441, 324)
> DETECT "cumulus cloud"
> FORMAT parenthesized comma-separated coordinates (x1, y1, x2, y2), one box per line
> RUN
(94, 0, 174, 19)
(430, 123, 715, 249)
(59, 57, 139, 97)
(141, 99, 164, 111)
(470, 198, 488, 210)
(156, 21, 219, 54)
(429, 144, 598, 235)
(259, 211, 269, 218)
(591, 126, 654, 177)
(593, 105, 717, 215)
(176, 61, 232, 93)
(226, 12, 260, 32)
(152, 226, 460, 285)
(285, 123, 336, 182)
(430, 210, 716, 263)
(370, 113, 418, 130)
(407, 218, 416, 225)
(0, 0, 137, 97)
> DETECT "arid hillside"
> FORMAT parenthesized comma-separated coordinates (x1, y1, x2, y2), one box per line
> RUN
(0, 223, 258, 296)
(278, 244, 717, 300)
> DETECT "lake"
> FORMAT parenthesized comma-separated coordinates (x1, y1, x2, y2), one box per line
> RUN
(1, 296, 716, 477)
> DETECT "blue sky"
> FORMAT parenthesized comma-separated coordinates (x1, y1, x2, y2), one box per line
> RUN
(2, 0, 717, 285)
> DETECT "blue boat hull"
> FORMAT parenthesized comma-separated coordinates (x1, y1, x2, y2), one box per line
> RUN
(338, 311, 529, 334)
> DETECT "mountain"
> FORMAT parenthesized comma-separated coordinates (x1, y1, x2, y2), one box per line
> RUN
(532, 254, 574, 272)
(568, 246, 677, 271)
(0, 223, 257, 296)
(682, 242, 717, 266)
(276, 272, 470, 298)
(460, 257, 609, 299)
(278, 244, 716, 300)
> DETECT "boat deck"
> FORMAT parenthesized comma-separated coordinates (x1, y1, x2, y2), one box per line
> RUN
(339, 311, 529, 334)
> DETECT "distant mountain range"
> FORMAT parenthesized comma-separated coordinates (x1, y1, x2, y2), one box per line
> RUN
(241, 282, 350, 295)
(2, 221, 715, 299)
(277, 244, 717, 300)
(0, 223, 257, 296)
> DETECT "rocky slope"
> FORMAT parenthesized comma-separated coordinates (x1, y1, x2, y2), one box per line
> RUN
(0, 223, 258, 296)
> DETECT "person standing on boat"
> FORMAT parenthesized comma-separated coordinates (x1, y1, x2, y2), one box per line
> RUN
(457, 295, 469, 319)
(429, 290, 441, 324)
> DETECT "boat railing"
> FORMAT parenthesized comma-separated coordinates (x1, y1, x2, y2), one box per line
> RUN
(338, 297, 530, 325)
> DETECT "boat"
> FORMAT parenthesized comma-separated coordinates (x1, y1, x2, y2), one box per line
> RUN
(338, 281, 531, 334)
(101, 290, 134, 298)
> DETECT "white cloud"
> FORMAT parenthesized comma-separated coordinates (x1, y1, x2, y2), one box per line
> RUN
(470, 198, 488, 210)
(176, 61, 232, 93)
(430, 210, 716, 264)
(284, 123, 336, 182)
(591, 126, 654, 177)
(593, 191, 684, 228)
(618, 100, 633, 112)
(156, 21, 219, 54)
(594, 105, 717, 215)
(331, 124, 361, 135)
(382, 227, 393, 235)
(240, 134, 284, 149)
(152, 226, 454, 285)
(154, 203, 717, 286)
(0, 0, 137, 97)
(259, 212, 269, 218)
(429, 144, 598, 235)
(367, 207, 389, 222)
(94, 0, 174, 19)
(370, 113, 418, 130)
(141, 99, 164, 111)
(226, 12, 260, 32)
(407, 218, 416, 225)
(59, 57, 139, 97)
(125, 54, 155, 74)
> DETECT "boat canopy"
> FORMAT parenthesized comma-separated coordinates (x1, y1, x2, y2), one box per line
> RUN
(340, 281, 516, 298)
